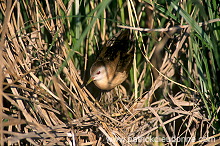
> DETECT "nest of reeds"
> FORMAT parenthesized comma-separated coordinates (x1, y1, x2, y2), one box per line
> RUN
(1, 0, 220, 145)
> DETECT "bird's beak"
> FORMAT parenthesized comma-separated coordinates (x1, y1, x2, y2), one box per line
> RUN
(86, 77, 94, 86)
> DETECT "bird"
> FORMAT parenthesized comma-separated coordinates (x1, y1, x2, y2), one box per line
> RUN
(87, 30, 134, 90)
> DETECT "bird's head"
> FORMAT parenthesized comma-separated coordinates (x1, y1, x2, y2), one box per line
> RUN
(86, 62, 107, 85)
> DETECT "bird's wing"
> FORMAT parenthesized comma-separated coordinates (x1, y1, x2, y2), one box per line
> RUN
(95, 29, 134, 76)
(97, 30, 131, 62)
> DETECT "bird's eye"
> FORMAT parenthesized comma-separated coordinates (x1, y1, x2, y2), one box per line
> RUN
(96, 71, 101, 75)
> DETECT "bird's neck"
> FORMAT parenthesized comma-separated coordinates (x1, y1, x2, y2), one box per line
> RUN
(93, 77, 114, 90)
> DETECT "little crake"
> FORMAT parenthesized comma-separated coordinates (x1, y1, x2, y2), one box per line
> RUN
(87, 30, 134, 90)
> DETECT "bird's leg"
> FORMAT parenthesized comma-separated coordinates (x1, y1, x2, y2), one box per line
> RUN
(114, 85, 128, 99)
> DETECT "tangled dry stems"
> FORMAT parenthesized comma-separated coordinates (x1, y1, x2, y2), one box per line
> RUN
(0, 0, 219, 145)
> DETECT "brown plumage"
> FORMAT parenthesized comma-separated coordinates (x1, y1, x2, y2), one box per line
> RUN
(87, 30, 134, 90)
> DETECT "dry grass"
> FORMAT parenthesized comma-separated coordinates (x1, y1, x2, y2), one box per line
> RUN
(0, 0, 220, 145)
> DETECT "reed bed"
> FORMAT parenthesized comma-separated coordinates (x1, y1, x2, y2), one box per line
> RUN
(0, 0, 220, 145)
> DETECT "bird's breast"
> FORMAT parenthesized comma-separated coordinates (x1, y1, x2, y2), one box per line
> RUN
(93, 79, 113, 90)
(93, 71, 128, 90)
